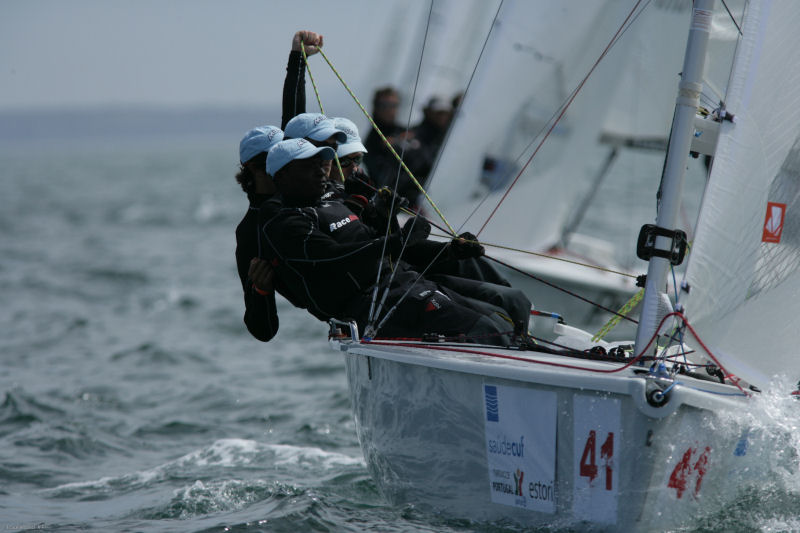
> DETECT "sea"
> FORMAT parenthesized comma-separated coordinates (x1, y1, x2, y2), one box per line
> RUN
(1, 109, 799, 532)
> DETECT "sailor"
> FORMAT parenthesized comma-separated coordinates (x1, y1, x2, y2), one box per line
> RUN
(258, 138, 524, 344)
(401, 95, 454, 203)
(234, 126, 284, 341)
(234, 29, 324, 342)
(330, 116, 531, 332)
(283, 112, 346, 182)
(363, 86, 416, 189)
(281, 30, 324, 129)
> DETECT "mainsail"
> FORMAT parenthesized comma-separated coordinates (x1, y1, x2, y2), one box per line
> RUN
(684, 0, 800, 389)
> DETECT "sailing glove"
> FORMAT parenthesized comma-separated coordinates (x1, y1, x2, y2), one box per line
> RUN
(449, 232, 484, 259)
(401, 216, 431, 245)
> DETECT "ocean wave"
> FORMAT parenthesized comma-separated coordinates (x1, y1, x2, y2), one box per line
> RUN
(40, 438, 364, 500)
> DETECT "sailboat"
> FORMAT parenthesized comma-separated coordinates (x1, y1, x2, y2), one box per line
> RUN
(329, 0, 800, 529)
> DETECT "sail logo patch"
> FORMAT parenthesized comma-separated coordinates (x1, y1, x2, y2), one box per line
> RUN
(762, 202, 787, 243)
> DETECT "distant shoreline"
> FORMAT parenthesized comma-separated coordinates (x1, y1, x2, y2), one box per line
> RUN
(0, 106, 282, 146)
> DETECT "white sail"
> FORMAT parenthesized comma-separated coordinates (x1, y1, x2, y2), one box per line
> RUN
(425, 0, 695, 255)
(425, 0, 636, 251)
(684, 0, 800, 389)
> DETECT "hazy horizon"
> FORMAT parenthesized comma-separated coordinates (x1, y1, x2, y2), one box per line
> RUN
(1, 0, 430, 111)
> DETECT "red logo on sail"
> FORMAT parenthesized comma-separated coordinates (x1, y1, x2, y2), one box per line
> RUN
(762, 202, 787, 243)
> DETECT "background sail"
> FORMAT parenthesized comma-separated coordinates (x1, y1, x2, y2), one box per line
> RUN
(425, 0, 691, 254)
(684, 0, 800, 389)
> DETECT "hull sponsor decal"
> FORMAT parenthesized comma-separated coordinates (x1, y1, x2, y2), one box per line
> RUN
(483, 384, 556, 513)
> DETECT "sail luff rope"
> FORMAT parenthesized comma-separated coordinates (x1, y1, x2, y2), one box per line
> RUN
(476, 0, 646, 237)
(314, 45, 457, 236)
(299, 40, 345, 182)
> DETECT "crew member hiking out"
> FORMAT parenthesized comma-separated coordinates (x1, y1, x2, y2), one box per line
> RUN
(259, 138, 528, 344)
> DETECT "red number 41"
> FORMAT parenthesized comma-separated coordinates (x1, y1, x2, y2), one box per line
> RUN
(579, 430, 614, 490)
(667, 446, 711, 499)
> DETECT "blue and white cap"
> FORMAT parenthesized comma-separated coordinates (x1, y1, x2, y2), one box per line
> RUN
(266, 138, 336, 176)
(239, 125, 284, 163)
(284, 113, 346, 144)
(332, 117, 367, 157)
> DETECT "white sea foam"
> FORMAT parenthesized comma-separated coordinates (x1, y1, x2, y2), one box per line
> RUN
(266, 442, 364, 468)
(41, 438, 363, 497)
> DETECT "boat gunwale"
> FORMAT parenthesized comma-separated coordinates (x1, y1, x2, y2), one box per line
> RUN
(333, 338, 748, 415)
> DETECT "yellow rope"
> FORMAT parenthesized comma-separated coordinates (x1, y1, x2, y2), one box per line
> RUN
(300, 40, 324, 114)
(300, 40, 345, 183)
(592, 289, 643, 342)
(306, 45, 647, 342)
(315, 46, 457, 236)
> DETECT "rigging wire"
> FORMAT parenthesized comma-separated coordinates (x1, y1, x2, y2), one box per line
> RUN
(475, 0, 647, 237)
(485, 255, 638, 324)
(721, 0, 743, 36)
(362, 0, 650, 335)
(428, 231, 636, 278)
(308, 1, 666, 338)
(366, 0, 437, 331)
(457, 0, 654, 233)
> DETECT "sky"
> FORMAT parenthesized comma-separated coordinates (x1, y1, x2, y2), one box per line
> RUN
(0, 0, 443, 113)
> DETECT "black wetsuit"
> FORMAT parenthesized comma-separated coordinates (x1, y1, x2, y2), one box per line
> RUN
(237, 50, 529, 342)
(363, 118, 409, 189)
(400, 118, 448, 203)
(235, 194, 279, 341)
(258, 196, 519, 344)
(234, 50, 309, 342)
(281, 50, 308, 129)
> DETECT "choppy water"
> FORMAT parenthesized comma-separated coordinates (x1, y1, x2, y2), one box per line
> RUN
(1, 140, 799, 532)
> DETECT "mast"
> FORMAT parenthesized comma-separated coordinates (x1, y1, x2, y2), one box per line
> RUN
(633, 0, 715, 355)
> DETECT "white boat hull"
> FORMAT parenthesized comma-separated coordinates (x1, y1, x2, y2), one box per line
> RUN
(335, 338, 762, 531)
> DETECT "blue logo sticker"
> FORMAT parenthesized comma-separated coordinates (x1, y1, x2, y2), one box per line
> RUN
(485, 385, 499, 422)
(734, 430, 749, 456)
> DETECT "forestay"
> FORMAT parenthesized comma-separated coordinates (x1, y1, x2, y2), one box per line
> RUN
(684, 0, 800, 389)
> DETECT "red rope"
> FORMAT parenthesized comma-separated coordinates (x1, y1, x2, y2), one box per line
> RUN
(477, 0, 644, 237)
(360, 311, 750, 396)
